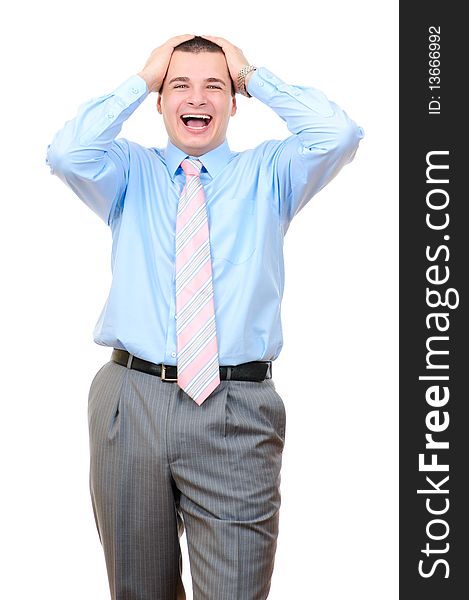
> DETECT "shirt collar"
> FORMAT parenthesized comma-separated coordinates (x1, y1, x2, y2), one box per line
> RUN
(164, 139, 233, 180)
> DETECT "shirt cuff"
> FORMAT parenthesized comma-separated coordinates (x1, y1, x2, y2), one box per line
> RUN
(77, 75, 149, 147)
(113, 74, 149, 105)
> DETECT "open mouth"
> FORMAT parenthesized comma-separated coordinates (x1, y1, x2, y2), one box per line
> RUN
(180, 114, 213, 131)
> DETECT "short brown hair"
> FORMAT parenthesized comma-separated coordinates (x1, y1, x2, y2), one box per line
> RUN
(174, 35, 223, 54)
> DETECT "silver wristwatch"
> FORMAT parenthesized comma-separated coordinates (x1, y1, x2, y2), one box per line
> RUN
(237, 65, 257, 97)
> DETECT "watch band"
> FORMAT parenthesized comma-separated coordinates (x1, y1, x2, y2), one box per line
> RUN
(237, 65, 257, 97)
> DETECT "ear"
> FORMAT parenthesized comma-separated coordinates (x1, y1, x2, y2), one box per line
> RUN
(230, 96, 237, 117)
(157, 94, 163, 114)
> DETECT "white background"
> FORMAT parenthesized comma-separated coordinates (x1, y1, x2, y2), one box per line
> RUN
(1, 1, 398, 598)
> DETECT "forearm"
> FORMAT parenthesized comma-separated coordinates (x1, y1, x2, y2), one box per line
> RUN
(47, 75, 148, 173)
(247, 67, 363, 158)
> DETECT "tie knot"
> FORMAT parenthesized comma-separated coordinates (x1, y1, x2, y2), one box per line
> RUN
(181, 158, 202, 178)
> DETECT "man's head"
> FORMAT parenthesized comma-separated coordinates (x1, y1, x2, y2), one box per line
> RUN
(157, 36, 237, 157)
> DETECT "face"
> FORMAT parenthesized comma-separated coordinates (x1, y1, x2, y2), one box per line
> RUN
(157, 51, 237, 157)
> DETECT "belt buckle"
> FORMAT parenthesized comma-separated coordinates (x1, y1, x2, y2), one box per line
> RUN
(161, 364, 178, 382)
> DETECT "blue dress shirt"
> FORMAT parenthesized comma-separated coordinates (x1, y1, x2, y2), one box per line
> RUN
(46, 67, 363, 366)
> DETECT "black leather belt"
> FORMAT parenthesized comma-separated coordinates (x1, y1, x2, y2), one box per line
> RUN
(111, 349, 272, 382)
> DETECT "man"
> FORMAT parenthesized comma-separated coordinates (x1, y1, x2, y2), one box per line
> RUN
(47, 34, 363, 600)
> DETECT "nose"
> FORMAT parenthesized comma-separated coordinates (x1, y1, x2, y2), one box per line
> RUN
(187, 98, 207, 107)
(186, 88, 207, 107)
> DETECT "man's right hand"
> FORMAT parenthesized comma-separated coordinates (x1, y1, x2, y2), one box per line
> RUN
(138, 34, 195, 93)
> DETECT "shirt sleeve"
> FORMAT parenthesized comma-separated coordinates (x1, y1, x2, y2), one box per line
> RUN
(247, 67, 364, 231)
(46, 75, 149, 224)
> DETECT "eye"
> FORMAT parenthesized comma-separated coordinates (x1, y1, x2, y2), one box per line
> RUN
(207, 85, 222, 90)
(174, 84, 189, 89)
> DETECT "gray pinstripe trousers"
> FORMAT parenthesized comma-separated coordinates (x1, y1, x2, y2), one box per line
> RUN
(88, 360, 286, 600)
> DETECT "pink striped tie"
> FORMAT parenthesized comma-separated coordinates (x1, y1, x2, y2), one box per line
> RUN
(175, 158, 220, 404)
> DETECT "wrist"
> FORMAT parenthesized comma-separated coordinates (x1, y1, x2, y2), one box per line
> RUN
(244, 69, 255, 89)
(237, 65, 257, 97)
(137, 70, 161, 93)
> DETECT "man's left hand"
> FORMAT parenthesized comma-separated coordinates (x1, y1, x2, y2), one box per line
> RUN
(201, 35, 253, 94)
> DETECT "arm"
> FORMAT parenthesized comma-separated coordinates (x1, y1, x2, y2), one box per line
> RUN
(46, 34, 194, 224)
(247, 68, 364, 227)
(46, 77, 147, 223)
(202, 36, 364, 228)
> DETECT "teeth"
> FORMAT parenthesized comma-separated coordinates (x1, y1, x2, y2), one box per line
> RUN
(181, 114, 211, 120)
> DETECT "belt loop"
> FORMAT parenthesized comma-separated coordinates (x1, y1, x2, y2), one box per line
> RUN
(226, 366, 232, 381)
(126, 353, 134, 369)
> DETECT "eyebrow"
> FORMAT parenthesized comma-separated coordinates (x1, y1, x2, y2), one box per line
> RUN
(168, 76, 226, 87)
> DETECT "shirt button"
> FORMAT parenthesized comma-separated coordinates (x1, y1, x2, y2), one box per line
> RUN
(258, 81, 264, 87)
(171, 352, 176, 357)
(107, 113, 114, 119)
(294, 90, 301, 96)
(131, 87, 139, 94)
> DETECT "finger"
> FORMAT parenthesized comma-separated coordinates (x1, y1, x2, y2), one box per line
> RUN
(165, 33, 196, 48)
